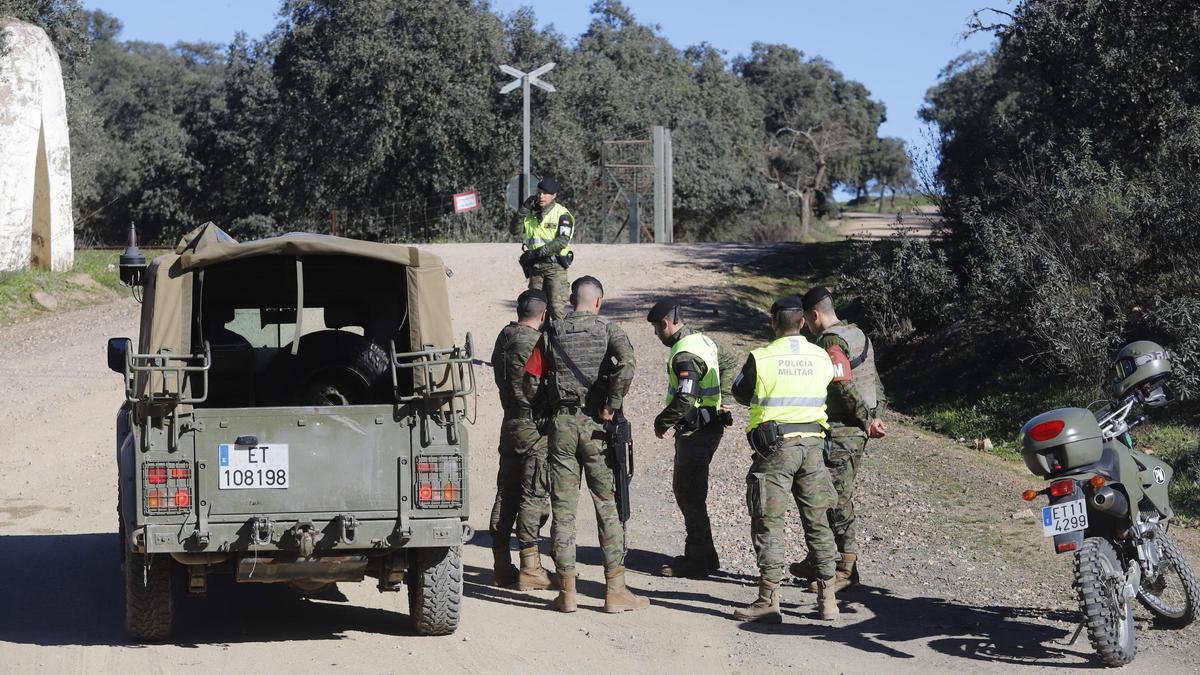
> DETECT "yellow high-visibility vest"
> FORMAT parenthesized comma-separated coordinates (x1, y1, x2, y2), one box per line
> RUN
(747, 334, 833, 437)
(666, 332, 721, 407)
(523, 202, 573, 256)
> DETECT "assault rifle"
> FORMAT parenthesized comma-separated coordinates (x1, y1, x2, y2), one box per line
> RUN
(605, 409, 634, 524)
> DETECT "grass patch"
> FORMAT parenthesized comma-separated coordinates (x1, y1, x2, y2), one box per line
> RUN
(0, 248, 164, 326)
(1136, 423, 1200, 520)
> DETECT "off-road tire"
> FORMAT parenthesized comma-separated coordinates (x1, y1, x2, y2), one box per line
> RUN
(284, 331, 390, 405)
(407, 546, 462, 636)
(125, 551, 173, 642)
(1136, 532, 1199, 628)
(1076, 537, 1136, 667)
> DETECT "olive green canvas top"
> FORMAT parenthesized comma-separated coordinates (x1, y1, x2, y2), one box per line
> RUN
(135, 223, 455, 399)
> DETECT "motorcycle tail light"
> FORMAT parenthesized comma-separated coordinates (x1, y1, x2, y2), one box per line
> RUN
(1049, 479, 1076, 498)
(1056, 541, 1078, 553)
(1028, 420, 1065, 442)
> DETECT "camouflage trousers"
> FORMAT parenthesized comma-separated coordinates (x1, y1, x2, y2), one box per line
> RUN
(825, 429, 868, 554)
(674, 423, 724, 558)
(746, 435, 838, 583)
(488, 418, 551, 552)
(548, 410, 626, 572)
(527, 264, 567, 321)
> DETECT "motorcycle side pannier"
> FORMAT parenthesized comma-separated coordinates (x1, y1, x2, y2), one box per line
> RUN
(1020, 407, 1104, 477)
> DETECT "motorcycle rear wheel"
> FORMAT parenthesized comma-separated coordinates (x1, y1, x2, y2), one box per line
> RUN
(1136, 531, 1199, 628)
(1075, 537, 1136, 667)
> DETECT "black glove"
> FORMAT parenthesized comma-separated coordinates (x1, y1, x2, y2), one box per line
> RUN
(521, 195, 538, 211)
(519, 250, 536, 266)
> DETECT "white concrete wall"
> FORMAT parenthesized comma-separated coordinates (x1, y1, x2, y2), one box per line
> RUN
(0, 18, 74, 272)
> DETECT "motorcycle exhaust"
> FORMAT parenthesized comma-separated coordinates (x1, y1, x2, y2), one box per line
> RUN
(1092, 486, 1130, 518)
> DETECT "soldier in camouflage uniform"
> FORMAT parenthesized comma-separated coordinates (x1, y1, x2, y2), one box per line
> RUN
(646, 300, 740, 578)
(542, 276, 649, 613)
(788, 287, 888, 592)
(518, 177, 574, 320)
(731, 296, 840, 623)
(488, 290, 554, 589)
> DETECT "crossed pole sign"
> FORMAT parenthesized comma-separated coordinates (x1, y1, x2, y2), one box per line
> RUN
(500, 62, 555, 202)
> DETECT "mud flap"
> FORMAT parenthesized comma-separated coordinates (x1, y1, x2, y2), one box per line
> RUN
(1053, 529, 1085, 554)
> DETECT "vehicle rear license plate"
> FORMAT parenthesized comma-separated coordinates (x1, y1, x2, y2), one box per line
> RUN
(218, 443, 289, 489)
(1042, 498, 1088, 537)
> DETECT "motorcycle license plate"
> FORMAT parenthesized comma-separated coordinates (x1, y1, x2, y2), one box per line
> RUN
(1042, 499, 1088, 537)
(218, 443, 289, 489)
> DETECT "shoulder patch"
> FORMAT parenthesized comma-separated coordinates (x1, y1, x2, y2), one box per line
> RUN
(827, 344, 852, 382)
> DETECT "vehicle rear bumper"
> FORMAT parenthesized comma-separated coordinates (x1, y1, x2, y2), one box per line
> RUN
(133, 515, 470, 554)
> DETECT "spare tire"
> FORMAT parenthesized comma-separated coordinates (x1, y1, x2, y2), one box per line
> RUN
(274, 331, 391, 406)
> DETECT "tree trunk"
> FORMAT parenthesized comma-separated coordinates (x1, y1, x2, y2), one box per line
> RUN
(890, 187, 897, 207)
(800, 189, 813, 239)
(877, 177, 886, 213)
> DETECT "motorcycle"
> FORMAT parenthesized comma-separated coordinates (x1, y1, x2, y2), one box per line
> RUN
(1020, 391, 1198, 666)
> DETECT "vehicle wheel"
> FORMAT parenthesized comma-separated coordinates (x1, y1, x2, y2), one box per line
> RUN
(407, 546, 462, 636)
(1076, 537, 1136, 666)
(1136, 531, 1199, 628)
(125, 551, 174, 642)
(275, 331, 390, 405)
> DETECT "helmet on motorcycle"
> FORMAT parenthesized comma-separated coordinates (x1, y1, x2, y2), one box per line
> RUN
(1112, 340, 1173, 407)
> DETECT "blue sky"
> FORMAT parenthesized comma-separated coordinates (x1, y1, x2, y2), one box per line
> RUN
(81, 1, 1002, 155)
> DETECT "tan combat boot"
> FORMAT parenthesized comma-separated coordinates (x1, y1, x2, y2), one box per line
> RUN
(550, 570, 577, 613)
(816, 578, 839, 621)
(788, 556, 818, 584)
(603, 567, 650, 613)
(809, 552, 859, 593)
(492, 549, 519, 587)
(516, 545, 558, 591)
(733, 579, 782, 623)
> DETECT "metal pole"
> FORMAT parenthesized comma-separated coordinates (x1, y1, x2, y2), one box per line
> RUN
(652, 126, 665, 242)
(522, 75, 531, 203)
(664, 127, 674, 243)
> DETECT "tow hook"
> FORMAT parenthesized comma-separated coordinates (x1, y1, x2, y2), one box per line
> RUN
(336, 514, 359, 545)
(249, 517, 274, 546)
(293, 520, 316, 558)
(190, 530, 210, 549)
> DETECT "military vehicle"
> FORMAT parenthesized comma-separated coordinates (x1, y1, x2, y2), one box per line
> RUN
(108, 224, 476, 640)
(1019, 341, 1196, 666)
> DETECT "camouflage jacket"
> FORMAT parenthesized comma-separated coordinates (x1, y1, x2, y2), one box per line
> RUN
(490, 321, 543, 419)
(815, 321, 887, 432)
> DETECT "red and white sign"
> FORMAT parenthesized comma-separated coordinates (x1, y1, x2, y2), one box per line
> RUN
(452, 190, 479, 213)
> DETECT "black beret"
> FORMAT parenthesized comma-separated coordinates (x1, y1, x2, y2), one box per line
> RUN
(646, 300, 682, 323)
(571, 275, 604, 296)
(517, 288, 548, 308)
(537, 176, 559, 194)
(801, 286, 832, 311)
(770, 295, 805, 314)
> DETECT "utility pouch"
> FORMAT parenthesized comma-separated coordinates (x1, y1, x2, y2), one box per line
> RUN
(747, 421, 784, 458)
(679, 406, 713, 433)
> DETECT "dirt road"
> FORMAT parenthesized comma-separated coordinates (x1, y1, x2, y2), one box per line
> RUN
(1, 243, 1197, 673)
(837, 207, 940, 239)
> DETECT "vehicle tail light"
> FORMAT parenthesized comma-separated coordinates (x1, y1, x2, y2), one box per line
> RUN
(143, 461, 193, 515)
(1028, 420, 1065, 442)
(1056, 541, 1078, 553)
(1049, 479, 1076, 498)
(414, 455, 463, 509)
(1022, 489, 1040, 501)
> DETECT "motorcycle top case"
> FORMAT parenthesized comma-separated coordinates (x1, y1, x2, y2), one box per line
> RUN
(1021, 407, 1104, 477)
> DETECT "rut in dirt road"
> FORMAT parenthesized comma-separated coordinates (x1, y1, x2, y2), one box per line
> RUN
(0, 242, 1197, 674)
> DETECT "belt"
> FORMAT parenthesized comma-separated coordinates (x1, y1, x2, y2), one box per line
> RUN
(776, 422, 826, 438)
